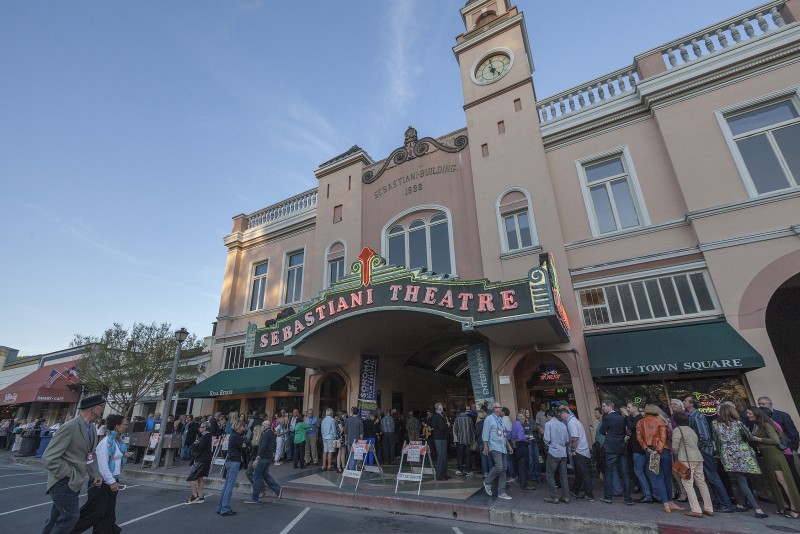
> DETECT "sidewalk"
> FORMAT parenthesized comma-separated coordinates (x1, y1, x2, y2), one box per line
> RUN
(5, 450, 789, 534)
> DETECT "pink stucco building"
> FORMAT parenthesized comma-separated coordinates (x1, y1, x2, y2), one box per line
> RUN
(182, 0, 800, 428)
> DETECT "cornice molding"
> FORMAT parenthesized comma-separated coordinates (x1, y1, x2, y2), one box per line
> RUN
(463, 77, 534, 110)
(499, 245, 542, 261)
(564, 219, 689, 250)
(223, 218, 315, 249)
(569, 246, 702, 276)
(686, 188, 800, 220)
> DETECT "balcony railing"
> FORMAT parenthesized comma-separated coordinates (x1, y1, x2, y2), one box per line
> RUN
(537, 66, 640, 124)
(246, 188, 318, 230)
(657, 1, 786, 70)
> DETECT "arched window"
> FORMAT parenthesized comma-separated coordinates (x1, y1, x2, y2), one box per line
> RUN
(385, 210, 453, 275)
(475, 10, 498, 29)
(497, 189, 538, 253)
(325, 241, 346, 287)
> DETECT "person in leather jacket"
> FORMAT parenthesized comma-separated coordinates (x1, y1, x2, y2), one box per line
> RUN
(636, 405, 684, 514)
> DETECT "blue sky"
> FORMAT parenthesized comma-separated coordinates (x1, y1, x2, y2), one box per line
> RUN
(1, 0, 758, 354)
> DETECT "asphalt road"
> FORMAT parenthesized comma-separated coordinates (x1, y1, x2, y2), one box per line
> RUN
(0, 464, 566, 534)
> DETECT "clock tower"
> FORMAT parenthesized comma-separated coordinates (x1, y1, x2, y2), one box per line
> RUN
(453, 0, 568, 284)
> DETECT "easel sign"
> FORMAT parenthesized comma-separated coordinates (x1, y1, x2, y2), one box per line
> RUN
(395, 441, 434, 495)
(211, 435, 229, 473)
(340, 439, 384, 492)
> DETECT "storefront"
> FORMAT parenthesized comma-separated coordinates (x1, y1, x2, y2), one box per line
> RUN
(586, 319, 765, 415)
(179, 364, 304, 418)
(0, 363, 80, 425)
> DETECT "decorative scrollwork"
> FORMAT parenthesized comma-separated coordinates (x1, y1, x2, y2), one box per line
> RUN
(362, 127, 468, 184)
(369, 255, 386, 271)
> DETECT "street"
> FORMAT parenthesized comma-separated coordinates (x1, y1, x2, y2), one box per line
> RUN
(0, 464, 565, 534)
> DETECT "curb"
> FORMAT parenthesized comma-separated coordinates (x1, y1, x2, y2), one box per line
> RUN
(10, 458, 752, 534)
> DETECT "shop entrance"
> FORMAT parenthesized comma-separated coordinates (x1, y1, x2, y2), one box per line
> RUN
(317, 373, 347, 415)
(526, 362, 576, 415)
(766, 272, 800, 414)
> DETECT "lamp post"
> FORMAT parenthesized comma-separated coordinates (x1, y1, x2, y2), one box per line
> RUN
(151, 326, 189, 469)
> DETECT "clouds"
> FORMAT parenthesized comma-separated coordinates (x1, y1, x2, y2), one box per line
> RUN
(384, 1, 418, 110)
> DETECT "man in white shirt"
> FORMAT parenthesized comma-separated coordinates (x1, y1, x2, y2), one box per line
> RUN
(561, 408, 593, 501)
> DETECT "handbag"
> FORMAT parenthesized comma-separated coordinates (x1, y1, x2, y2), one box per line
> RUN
(333, 439, 341, 449)
(672, 427, 692, 480)
(649, 450, 661, 475)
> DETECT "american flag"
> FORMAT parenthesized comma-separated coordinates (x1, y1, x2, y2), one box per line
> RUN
(43, 369, 64, 389)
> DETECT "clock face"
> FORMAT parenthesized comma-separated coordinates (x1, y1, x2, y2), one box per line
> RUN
(474, 53, 512, 84)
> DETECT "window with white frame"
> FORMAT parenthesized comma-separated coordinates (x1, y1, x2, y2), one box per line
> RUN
(249, 261, 269, 311)
(223, 345, 271, 369)
(497, 190, 536, 252)
(386, 211, 452, 274)
(577, 270, 718, 329)
(723, 97, 800, 195)
(578, 151, 646, 236)
(284, 250, 304, 303)
(326, 241, 346, 287)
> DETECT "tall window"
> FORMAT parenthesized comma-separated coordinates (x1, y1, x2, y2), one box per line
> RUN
(249, 262, 269, 311)
(326, 242, 346, 287)
(578, 151, 646, 236)
(284, 251, 304, 303)
(497, 189, 536, 252)
(577, 270, 718, 329)
(387, 211, 452, 275)
(724, 98, 800, 195)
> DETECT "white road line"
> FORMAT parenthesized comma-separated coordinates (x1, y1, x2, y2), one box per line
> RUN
(118, 493, 214, 526)
(279, 507, 311, 534)
(452, 528, 464, 534)
(0, 473, 41, 478)
(0, 493, 88, 516)
(0, 481, 46, 491)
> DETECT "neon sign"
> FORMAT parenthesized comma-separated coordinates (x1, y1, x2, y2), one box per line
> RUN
(694, 392, 722, 416)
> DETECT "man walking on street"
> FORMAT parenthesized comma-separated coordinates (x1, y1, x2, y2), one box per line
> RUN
(482, 402, 513, 500)
(42, 395, 105, 534)
(563, 408, 593, 501)
(245, 420, 282, 503)
(685, 397, 733, 512)
(432, 403, 449, 480)
(543, 409, 570, 504)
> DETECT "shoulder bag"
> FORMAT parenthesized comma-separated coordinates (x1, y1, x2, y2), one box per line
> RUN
(672, 427, 692, 480)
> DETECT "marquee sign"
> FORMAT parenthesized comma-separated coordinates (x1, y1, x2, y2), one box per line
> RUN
(248, 247, 569, 358)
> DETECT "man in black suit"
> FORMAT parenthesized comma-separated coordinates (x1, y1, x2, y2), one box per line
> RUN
(597, 399, 633, 505)
(432, 403, 450, 480)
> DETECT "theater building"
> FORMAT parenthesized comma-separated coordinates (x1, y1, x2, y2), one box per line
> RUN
(198, 0, 800, 426)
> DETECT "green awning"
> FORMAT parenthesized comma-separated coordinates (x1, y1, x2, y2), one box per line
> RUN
(586, 319, 765, 378)
(178, 364, 303, 398)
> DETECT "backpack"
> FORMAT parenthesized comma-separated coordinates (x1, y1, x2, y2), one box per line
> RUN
(250, 424, 264, 448)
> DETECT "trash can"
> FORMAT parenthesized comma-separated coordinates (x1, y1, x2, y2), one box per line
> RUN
(35, 430, 54, 458)
(17, 429, 41, 457)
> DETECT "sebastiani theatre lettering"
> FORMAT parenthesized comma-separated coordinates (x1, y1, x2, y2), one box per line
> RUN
(249, 248, 569, 358)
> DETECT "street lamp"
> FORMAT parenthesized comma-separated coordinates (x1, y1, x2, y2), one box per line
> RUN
(151, 326, 189, 469)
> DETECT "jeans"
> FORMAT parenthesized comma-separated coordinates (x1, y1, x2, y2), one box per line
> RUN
(485, 450, 507, 497)
(42, 477, 80, 534)
(644, 450, 673, 502)
(528, 439, 541, 482)
(252, 458, 281, 500)
(604, 452, 632, 502)
(573, 453, 593, 498)
(382, 433, 396, 464)
(456, 443, 471, 473)
(506, 450, 517, 479)
(732, 472, 759, 510)
(546, 454, 568, 499)
(632, 452, 653, 499)
(217, 460, 240, 514)
(515, 441, 529, 488)
(699, 449, 732, 509)
(286, 432, 295, 460)
(293, 441, 306, 468)
(434, 439, 448, 480)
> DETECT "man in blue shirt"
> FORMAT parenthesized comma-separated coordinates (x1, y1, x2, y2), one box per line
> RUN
(543, 409, 570, 504)
(684, 396, 733, 512)
(482, 403, 513, 500)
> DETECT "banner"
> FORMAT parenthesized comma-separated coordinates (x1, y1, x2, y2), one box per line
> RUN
(467, 343, 494, 411)
(357, 355, 379, 419)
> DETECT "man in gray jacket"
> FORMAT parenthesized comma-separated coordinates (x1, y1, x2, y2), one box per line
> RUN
(42, 395, 105, 534)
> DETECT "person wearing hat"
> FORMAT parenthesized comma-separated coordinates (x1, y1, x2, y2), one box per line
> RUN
(42, 394, 105, 534)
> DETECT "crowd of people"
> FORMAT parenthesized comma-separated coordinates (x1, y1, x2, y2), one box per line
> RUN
(24, 392, 800, 530)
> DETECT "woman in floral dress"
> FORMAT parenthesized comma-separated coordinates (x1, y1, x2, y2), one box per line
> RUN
(712, 403, 767, 518)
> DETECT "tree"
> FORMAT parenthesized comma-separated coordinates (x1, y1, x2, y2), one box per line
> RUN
(71, 322, 204, 419)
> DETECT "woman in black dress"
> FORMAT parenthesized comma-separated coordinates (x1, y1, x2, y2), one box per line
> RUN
(186, 421, 213, 504)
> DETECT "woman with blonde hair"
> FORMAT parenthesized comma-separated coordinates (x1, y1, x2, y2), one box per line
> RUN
(637, 404, 684, 514)
(672, 411, 713, 518)
(712, 403, 767, 518)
